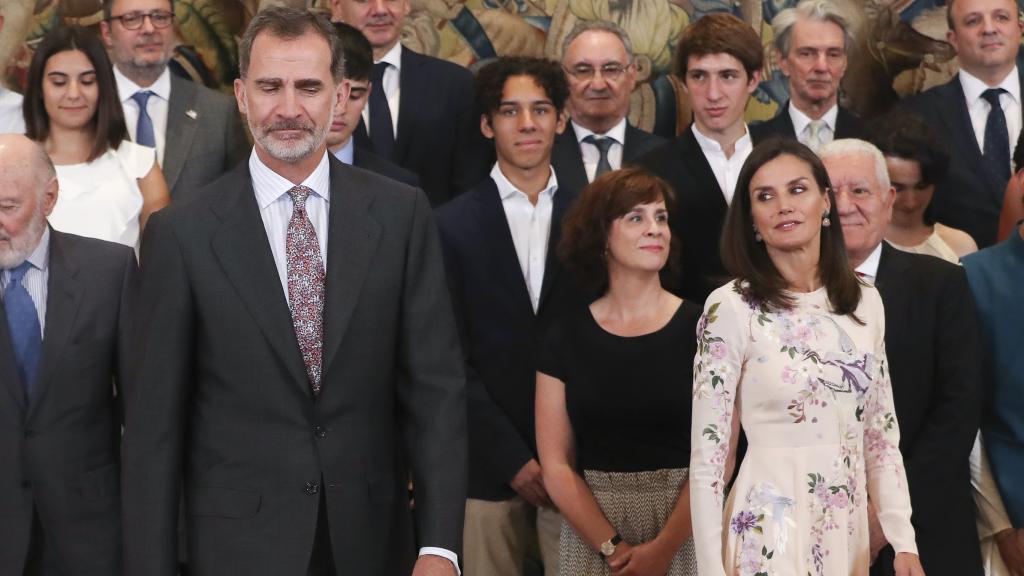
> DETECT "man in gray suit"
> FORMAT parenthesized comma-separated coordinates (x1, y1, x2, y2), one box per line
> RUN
(100, 0, 249, 198)
(0, 134, 136, 575)
(123, 8, 466, 576)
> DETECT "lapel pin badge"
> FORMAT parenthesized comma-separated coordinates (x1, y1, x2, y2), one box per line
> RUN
(186, 109, 199, 120)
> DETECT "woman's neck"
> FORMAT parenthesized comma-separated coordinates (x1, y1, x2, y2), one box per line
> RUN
(45, 125, 96, 165)
(768, 246, 822, 293)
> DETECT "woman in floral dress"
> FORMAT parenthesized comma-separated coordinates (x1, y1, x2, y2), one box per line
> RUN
(689, 138, 925, 576)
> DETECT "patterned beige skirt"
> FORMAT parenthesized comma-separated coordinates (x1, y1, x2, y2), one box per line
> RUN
(558, 467, 698, 576)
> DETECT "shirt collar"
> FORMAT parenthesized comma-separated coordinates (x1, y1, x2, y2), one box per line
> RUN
(376, 43, 403, 70)
(114, 65, 171, 102)
(490, 162, 558, 201)
(249, 149, 332, 210)
(959, 65, 1021, 106)
(332, 138, 355, 165)
(10, 226, 51, 274)
(855, 242, 884, 278)
(691, 122, 752, 157)
(788, 102, 838, 135)
(571, 117, 627, 145)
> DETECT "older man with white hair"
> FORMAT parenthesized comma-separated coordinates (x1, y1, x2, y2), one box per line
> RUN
(820, 138, 985, 576)
(0, 133, 135, 575)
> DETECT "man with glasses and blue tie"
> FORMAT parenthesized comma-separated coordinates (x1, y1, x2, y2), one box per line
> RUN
(100, 0, 248, 199)
(552, 21, 665, 193)
(0, 134, 135, 576)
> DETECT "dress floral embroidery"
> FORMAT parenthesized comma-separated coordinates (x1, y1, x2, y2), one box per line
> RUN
(690, 282, 917, 576)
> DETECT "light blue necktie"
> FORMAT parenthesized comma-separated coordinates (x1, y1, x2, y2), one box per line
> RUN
(132, 90, 156, 148)
(4, 261, 42, 402)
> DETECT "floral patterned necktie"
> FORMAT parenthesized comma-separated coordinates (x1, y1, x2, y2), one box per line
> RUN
(286, 185, 325, 395)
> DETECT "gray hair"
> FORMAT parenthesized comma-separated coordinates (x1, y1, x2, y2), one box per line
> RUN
(238, 7, 345, 82)
(818, 138, 891, 191)
(560, 20, 634, 64)
(772, 0, 855, 56)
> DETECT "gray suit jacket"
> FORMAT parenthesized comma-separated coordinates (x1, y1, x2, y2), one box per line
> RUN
(0, 230, 135, 575)
(123, 156, 467, 576)
(162, 74, 249, 198)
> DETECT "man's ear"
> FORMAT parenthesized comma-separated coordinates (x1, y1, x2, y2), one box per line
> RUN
(234, 78, 247, 116)
(480, 114, 495, 139)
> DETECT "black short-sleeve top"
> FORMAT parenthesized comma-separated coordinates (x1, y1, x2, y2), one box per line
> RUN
(538, 300, 702, 473)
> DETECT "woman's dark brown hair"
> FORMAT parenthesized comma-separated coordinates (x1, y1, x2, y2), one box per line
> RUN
(559, 166, 680, 295)
(721, 137, 863, 319)
(24, 26, 127, 162)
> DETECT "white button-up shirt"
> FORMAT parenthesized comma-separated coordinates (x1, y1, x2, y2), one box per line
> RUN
(572, 118, 627, 183)
(959, 67, 1022, 172)
(0, 86, 26, 135)
(789, 102, 838, 149)
(362, 43, 402, 139)
(691, 123, 753, 205)
(114, 66, 172, 165)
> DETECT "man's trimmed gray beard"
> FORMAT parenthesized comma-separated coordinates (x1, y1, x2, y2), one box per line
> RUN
(0, 211, 47, 269)
(252, 117, 331, 163)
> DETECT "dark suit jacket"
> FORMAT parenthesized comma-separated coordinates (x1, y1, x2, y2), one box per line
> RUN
(355, 47, 490, 206)
(0, 230, 135, 576)
(749, 102, 866, 145)
(353, 145, 421, 188)
(436, 178, 584, 501)
(123, 157, 467, 576)
(551, 122, 666, 192)
(633, 128, 729, 304)
(870, 243, 984, 576)
(902, 71, 1024, 247)
(162, 74, 249, 198)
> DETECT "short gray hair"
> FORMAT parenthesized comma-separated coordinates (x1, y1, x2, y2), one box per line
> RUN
(560, 20, 634, 64)
(238, 7, 345, 82)
(818, 138, 891, 191)
(772, 0, 855, 56)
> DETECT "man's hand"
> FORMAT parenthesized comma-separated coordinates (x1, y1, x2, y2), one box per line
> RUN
(893, 552, 925, 576)
(510, 459, 552, 508)
(996, 528, 1024, 576)
(411, 555, 457, 576)
(608, 540, 673, 576)
(868, 503, 888, 564)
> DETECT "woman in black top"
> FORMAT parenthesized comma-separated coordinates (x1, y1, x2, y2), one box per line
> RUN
(536, 167, 699, 576)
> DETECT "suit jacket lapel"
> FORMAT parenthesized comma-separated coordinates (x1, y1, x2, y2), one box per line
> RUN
(164, 75, 200, 192)
(321, 159, 382, 377)
(394, 48, 423, 163)
(680, 129, 728, 215)
(210, 164, 311, 395)
(475, 180, 535, 316)
(944, 76, 997, 190)
(0, 303, 26, 410)
(775, 103, 798, 139)
(28, 231, 83, 417)
(537, 185, 576, 312)
(552, 125, 589, 193)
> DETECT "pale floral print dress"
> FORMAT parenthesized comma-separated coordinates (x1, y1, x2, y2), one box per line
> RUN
(689, 281, 918, 576)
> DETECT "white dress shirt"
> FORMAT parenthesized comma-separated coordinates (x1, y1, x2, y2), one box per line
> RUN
(249, 149, 460, 571)
(0, 227, 51, 334)
(959, 67, 1022, 172)
(691, 123, 753, 205)
(853, 242, 883, 283)
(491, 162, 558, 313)
(362, 43, 402, 139)
(114, 66, 172, 165)
(789, 103, 838, 149)
(0, 86, 26, 134)
(573, 118, 627, 183)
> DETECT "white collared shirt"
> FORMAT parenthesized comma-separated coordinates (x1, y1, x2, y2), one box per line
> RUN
(854, 242, 884, 284)
(959, 67, 1022, 170)
(249, 150, 331, 304)
(0, 227, 51, 334)
(361, 43, 402, 139)
(491, 163, 558, 313)
(0, 86, 25, 135)
(572, 118, 627, 183)
(114, 66, 172, 165)
(691, 123, 753, 205)
(789, 103, 838, 149)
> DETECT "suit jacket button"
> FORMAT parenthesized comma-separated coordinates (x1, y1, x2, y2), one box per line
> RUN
(314, 426, 327, 439)
(305, 482, 320, 495)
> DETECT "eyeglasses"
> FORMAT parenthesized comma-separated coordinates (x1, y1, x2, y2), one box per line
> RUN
(564, 63, 631, 81)
(108, 10, 174, 30)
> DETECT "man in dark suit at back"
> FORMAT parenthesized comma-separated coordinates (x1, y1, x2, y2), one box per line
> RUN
(437, 56, 582, 576)
(821, 138, 984, 576)
(0, 134, 135, 575)
(329, 0, 489, 205)
(553, 21, 664, 192)
(750, 0, 865, 149)
(122, 9, 466, 576)
(635, 13, 762, 304)
(327, 21, 420, 188)
(101, 0, 249, 198)
(902, 0, 1022, 247)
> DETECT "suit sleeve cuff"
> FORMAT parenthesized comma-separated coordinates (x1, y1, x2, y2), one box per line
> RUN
(418, 547, 460, 575)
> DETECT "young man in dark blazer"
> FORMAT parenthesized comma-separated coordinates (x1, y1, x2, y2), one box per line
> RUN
(437, 56, 582, 576)
(122, 10, 466, 576)
(821, 139, 985, 576)
(750, 0, 865, 149)
(0, 134, 135, 576)
(552, 21, 664, 192)
(902, 0, 1022, 247)
(330, 0, 490, 205)
(635, 13, 763, 304)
